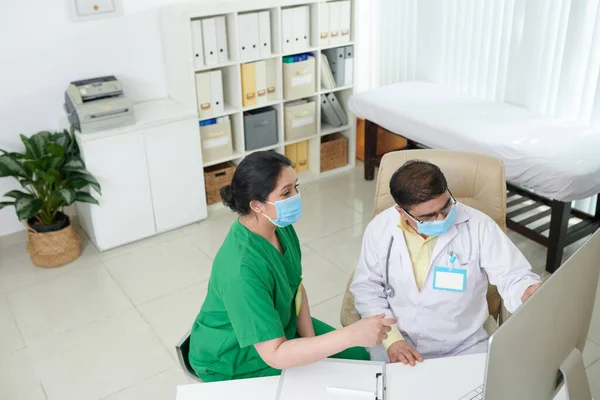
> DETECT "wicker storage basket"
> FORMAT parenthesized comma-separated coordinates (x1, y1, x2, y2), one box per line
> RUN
(320, 133, 348, 172)
(204, 162, 236, 205)
(27, 217, 82, 268)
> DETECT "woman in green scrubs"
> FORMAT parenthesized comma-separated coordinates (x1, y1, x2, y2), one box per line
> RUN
(189, 151, 395, 382)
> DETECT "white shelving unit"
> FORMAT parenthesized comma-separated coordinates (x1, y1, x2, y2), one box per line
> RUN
(160, 0, 357, 190)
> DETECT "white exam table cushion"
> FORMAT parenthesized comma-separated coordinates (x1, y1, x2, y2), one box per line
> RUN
(349, 81, 600, 202)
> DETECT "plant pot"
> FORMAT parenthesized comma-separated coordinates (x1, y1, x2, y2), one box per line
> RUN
(26, 213, 82, 268)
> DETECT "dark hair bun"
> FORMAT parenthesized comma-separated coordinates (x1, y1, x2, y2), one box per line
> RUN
(220, 185, 237, 211)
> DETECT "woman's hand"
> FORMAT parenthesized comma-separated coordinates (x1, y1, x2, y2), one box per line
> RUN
(387, 340, 423, 366)
(344, 314, 396, 348)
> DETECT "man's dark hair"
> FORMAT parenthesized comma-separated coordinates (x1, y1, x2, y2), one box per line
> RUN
(389, 160, 448, 209)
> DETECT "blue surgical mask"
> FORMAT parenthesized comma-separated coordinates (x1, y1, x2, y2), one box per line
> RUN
(416, 206, 457, 236)
(263, 193, 302, 227)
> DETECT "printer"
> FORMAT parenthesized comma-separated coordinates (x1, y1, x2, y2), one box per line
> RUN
(65, 76, 135, 134)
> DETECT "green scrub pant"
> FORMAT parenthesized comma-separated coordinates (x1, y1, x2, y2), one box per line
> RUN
(243, 317, 370, 379)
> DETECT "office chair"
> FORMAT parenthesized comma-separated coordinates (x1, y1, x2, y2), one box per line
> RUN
(340, 149, 511, 333)
(176, 331, 203, 383)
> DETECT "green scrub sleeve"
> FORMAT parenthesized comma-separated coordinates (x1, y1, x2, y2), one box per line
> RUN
(221, 267, 286, 348)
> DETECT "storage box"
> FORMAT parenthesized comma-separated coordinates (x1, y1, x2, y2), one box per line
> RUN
(320, 133, 348, 172)
(244, 107, 278, 151)
(284, 100, 317, 141)
(204, 162, 236, 205)
(200, 119, 234, 163)
(283, 57, 316, 100)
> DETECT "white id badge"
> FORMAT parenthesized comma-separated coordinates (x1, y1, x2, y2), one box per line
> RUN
(433, 266, 466, 292)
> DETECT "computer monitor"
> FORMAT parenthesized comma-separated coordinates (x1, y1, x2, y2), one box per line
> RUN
(483, 230, 600, 400)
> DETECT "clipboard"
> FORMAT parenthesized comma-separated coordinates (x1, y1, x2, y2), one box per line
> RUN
(275, 358, 387, 400)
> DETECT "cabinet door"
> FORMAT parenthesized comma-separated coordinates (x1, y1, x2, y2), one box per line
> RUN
(144, 118, 207, 233)
(80, 132, 156, 250)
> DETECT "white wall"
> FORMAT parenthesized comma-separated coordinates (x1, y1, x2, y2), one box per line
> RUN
(0, 0, 194, 236)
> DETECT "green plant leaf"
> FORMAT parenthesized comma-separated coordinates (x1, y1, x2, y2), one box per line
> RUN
(51, 131, 70, 149)
(0, 150, 25, 159)
(68, 172, 102, 195)
(0, 154, 28, 178)
(15, 196, 42, 221)
(46, 143, 65, 158)
(19, 179, 34, 188)
(36, 170, 57, 184)
(3, 190, 31, 200)
(20, 134, 38, 159)
(55, 188, 76, 206)
(63, 156, 85, 171)
(75, 191, 99, 206)
(50, 156, 63, 171)
(30, 131, 51, 158)
(0, 201, 15, 211)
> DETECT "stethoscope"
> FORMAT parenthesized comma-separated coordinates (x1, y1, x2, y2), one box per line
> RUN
(382, 220, 473, 298)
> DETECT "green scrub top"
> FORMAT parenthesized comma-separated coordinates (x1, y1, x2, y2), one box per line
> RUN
(189, 220, 302, 381)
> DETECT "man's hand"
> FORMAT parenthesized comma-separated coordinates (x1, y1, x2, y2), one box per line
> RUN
(387, 340, 423, 367)
(521, 282, 543, 303)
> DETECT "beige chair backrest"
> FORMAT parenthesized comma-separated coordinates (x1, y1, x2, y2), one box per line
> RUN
(340, 149, 508, 327)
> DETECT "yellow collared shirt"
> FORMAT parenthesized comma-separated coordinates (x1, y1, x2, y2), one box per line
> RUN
(382, 217, 439, 349)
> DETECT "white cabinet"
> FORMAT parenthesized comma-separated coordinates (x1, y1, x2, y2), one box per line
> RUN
(76, 98, 207, 251)
(145, 118, 207, 233)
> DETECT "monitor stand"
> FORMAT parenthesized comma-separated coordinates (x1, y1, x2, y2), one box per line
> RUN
(559, 348, 592, 400)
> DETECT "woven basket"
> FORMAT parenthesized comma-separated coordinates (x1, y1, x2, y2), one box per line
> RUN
(204, 162, 236, 205)
(27, 218, 82, 268)
(320, 133, 348, 172)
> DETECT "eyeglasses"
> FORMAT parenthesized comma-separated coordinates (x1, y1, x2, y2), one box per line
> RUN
(403, 196, 457, 224)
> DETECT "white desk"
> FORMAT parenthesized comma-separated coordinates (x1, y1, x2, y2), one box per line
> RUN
(176, 354, 569, 400)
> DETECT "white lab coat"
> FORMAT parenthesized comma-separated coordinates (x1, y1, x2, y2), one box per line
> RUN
(350, 203, 541, 358)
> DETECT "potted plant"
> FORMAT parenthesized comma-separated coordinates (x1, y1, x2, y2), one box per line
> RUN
(0, 127, 101, 268)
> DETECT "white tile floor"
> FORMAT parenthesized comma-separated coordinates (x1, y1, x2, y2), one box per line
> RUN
(1, 165, 599, 400)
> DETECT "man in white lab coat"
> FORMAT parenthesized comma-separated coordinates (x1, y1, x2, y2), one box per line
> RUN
(351, 160, 542, 366)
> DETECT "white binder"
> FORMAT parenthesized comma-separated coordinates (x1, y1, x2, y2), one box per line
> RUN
(292, 6, 310, 52)
(344, 46, 354, 86)
(318, 2, 330, 47)
(258, 11, 272, 58)
(266, 58, 278, 102)
(195, 72, 213, 118)
(201, 18, 218, 66)
(339, 1, 352, 43)
(191, 20, 204, 70)
(246, 12, 260, 61)
(320, 94, 342, 128)
(320, 54, 336, 90)
(210, 70, 225, 115)
(215, 16, 229, 63)
(328, 2, 341, 46)
(255, 60, 268, 106)
(282, 8, 294, 53)
(327, 92, 348, 125)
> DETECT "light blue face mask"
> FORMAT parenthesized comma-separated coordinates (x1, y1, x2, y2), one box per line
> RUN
(264, 193, 302, 227)
(415, 206, 457, 236)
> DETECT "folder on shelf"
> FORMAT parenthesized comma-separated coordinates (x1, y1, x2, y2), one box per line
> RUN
(258, 11, 272, 58)
(285, 143, 298, 171)
(329, 2, 341, 45)
(195, 72, 213, 118)
(239, 13, 260, 62)
(339, 1, 352, 43)
(241, 63, 257, 107)
(327, 92, 348, 126)
(320, 54, 336, 90)
(296, 140, 309, 172)
(191, 20, 204, 69)
(255, 60, 267, 106)
(324, 47, 345, 88)
(321, 94, 342, 128)
(292, 6, 310, 52)
(282, 8, 294, 53)
(318, 2, 330, 47)
(210, 70, 225, 115)
(215, 16, 229, 63)
(266, 58, 278, 102)
(344, 46, 354, 86)
(202, 17, 218, 66)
